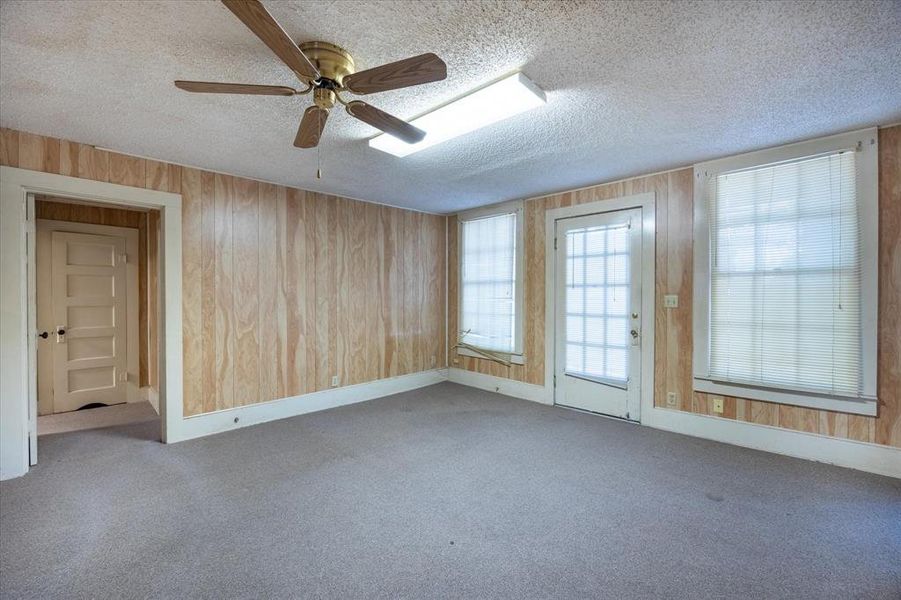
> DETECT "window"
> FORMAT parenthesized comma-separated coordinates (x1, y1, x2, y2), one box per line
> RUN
(693, 129, 878, 416)
(458, 202, 524, 359)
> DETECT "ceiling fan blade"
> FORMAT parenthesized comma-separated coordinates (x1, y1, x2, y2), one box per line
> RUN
(345, 101, 425, 143)
(343, 53, 446, 95)
(175, 81, 297, 96)
(294, 106, 329, 148)
(221, 0, 320, 81)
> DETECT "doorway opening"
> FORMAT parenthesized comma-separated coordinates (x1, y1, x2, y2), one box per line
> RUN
(34, 195, 162, 437)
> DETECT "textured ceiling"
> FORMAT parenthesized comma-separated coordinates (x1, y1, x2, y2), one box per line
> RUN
(1, 0, 900, 213)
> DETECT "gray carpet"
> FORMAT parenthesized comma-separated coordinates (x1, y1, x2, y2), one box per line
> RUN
(1, 382, 899, 599)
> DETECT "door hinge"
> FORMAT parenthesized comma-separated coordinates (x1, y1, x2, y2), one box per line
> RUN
(553, 374, 557, 387)
(553, 237, 557, 250)
(119, 253, 128, 265)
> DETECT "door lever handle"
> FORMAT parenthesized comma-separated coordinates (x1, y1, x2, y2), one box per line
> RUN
(630, 329, 639, 338)
(38, 331, 49, 339)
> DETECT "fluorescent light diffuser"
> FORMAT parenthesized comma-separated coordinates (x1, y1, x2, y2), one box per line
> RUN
(369, 72, 546, 157)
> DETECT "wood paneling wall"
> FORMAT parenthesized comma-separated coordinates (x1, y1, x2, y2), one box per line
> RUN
(448, 125, 901, 448)
(181, 178, 446, 415)
(34, 197, 159, 389)
(2, 129, 446, 417)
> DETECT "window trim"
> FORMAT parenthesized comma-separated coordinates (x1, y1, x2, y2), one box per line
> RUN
(692, 128, 879, 417)
(457, 199, 525, 361)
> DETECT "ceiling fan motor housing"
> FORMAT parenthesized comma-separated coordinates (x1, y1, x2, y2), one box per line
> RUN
(298, 41, 355, 87)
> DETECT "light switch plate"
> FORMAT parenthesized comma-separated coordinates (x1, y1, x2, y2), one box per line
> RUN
(664, 294, 679, 308)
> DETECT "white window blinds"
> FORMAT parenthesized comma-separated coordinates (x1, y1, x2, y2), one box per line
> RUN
(460, 212, 517, 353)
(706, 150, 862, 397)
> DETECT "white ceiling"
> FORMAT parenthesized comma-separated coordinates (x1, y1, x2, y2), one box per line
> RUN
(1, 1, 899, 214)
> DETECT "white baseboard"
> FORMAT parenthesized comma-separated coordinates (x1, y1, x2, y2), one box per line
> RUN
(166, 369, 446, 443)
(447, 367, 552, 405)
(643, 407, 901, 478)
(445, 367, 899, 478)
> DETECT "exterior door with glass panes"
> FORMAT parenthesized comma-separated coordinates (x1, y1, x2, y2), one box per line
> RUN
(554, 208, 642, 420)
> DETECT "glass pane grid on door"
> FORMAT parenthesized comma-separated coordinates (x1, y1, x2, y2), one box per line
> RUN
(564, 224, 630, 383)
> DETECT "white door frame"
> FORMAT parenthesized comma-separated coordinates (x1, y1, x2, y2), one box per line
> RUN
(0, 166, 183, 480)
(544, 192, 656, 422)
(37, 220, 142, 412)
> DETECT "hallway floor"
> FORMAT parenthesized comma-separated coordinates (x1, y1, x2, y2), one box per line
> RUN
(37, 401, 159, 436)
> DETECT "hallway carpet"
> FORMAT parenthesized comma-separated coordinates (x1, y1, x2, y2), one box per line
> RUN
(1, 382, 899, 599)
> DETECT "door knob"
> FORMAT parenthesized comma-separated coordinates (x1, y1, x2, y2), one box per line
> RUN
(57, 328, 66, 336)
(630, 329, 639, 338)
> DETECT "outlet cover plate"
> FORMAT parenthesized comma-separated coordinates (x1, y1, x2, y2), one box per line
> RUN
(664, 294, 679, 308)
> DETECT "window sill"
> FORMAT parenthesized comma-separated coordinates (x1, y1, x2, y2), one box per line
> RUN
(456, 346, 525, 365)
(693, 377, 877, 416)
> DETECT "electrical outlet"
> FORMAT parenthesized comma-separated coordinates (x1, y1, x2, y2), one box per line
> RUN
(712, 397, 724, 414)
(331, 375, 339, 388)
(666, 391, 678, 407)
(430, 355, 437, 367)
(664, 294, 679, 308)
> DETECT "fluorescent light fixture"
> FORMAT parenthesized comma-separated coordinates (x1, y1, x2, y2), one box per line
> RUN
(369, 72, 546, 157)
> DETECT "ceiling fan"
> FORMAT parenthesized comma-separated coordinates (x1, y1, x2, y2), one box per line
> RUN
(174, 0, 447, 150)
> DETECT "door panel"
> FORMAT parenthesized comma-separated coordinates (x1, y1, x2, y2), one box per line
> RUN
(51, 231, 128, 412)
(67, 336, 115, 361)
(554, 208, 642, 420)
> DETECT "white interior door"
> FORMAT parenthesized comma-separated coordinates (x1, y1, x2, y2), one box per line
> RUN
(554, 208, 642, 420)
(50, 231, 128, 413)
